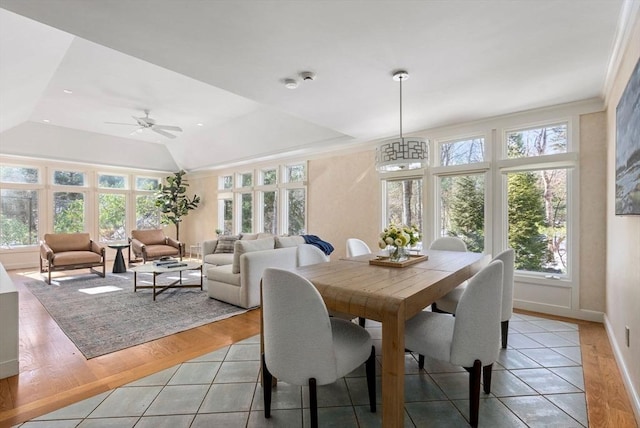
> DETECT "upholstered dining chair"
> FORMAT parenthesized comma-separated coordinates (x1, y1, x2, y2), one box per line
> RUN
(261, 268, 376, 428)
(429, 236, 468, 252)
(405, 260, 504, 428)
(297, 245, 367, 327)
(429, 236, 468, 313)
(434, 248, 515, 348)
(346, 238, 372, 258)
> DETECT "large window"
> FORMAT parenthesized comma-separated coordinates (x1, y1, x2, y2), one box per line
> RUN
(0, 160, 165, 250)
(0, 165, 40, 247)
(384, 178, 423, 233)
(438, 174, 485, 252)
(53, 191, 85, 233)
(504, 123, 571, 275)
(217, 162, 307, 235)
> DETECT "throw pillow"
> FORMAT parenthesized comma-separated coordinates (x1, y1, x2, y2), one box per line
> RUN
(232, 237, 275, 274)
(214, 235, 239, 254)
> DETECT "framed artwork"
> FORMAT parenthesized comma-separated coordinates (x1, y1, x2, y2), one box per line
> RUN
(615, 57, 640, 215)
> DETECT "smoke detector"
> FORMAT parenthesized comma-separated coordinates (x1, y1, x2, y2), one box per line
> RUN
(283, 78, 298, 89)
(300, 71, 316, 81)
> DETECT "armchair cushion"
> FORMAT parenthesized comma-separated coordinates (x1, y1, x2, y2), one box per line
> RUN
(131, 229, 166, 245)
(44, 233, 92, 253)
(214, 235, 240, 254)
(232, 237, 275, 274)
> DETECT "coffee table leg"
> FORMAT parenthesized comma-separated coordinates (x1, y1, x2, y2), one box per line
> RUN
(134, 271, 137, 292)
(153, 272, 157, 301)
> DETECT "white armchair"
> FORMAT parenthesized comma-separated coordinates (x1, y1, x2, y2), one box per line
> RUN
(261, 268, 376, 428)
(405, 260, 504, 428)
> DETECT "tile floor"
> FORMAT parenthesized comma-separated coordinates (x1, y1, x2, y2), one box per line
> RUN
(15, 313, 587, 427)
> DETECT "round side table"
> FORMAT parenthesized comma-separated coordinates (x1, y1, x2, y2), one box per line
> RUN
(108, 243, 130, 273)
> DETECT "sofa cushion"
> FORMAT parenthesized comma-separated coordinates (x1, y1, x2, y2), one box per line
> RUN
(275, 235, 305, 248)
(240, 233, 259, 240)
(204, 252, 234, 266)
(232, 237, 275, 274)
(131, 229, 166, 245)
(44, 233, 91, 253)
(214, 235, 239, 254)
(207, 264, 241, 286)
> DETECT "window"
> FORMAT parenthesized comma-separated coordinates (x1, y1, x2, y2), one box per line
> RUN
(384, 178, 423, 233)
(53, 191, 85, 233)
(502, 123, 572, 276)
(135, 195, 160, 229)
(506, 124, 567, 158)
(135, 177, 160, 191)
(286, 188, 305, 235)
(1, 166, 39, 184)
(0, 189, 38, 246)
(220, 175, 233, 190)
(53, 170, 85, 186)
(240, 193, 253, 233)
(440, 137, 484, 166)
(0, 166, 40, 247)
(240, 172, 253, 188)
(98, 173, 127, 189)
(98, 193, 126, 241)
(438, 174, 485, 252)
(218, 162, 306, 236)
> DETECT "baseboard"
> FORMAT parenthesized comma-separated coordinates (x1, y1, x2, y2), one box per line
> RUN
(514, 300, 604, 322)
(0, 359, 18, 379)
(604, 315, 640, 424)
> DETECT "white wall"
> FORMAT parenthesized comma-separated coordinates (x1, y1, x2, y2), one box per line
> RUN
(605, 9, 640, 421)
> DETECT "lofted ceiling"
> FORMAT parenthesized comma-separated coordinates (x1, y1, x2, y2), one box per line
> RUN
(0, 0, 631, 172)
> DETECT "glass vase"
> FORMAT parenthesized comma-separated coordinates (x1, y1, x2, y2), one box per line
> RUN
(388, 245, 409, 262)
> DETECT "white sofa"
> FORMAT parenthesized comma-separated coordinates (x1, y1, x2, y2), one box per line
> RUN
(201, 233, 280, 273)
(206, 236, 328, 309)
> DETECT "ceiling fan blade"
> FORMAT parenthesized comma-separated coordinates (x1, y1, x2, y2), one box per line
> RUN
(105, 121, 138, 126)
(129, 128, 143, 136)
(152, 124, 182, 132)
(152, 128, 177, 139)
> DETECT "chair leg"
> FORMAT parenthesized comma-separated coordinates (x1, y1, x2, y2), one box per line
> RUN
(465, 359, 482, 428)
(483, 363, 493, 394)
(431, 302, 449, 314)
(261, 354, 272, 418)
(365, 345, 376, 413)
(418, 354, 425, 370)
(359, 317, 366, 327)
(501, 320, 509, 349)
(309, 377, 318, 428)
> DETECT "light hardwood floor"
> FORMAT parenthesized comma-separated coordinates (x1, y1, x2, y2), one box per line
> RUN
(0, 268, 637, 428)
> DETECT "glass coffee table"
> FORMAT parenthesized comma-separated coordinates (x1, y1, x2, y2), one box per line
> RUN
(130, 261, 203, 301)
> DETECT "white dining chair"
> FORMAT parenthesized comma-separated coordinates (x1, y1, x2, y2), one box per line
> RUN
(405, 260, 504, 428)
(429, 236, 468, 252)
(429, 236, 468, 313)
(261, 268, 376, 428)
(434, 248, 515, 348)
(346, 238, 372, 257)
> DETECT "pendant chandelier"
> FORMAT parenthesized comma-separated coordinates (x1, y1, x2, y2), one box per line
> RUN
(376, 70, 428, 172)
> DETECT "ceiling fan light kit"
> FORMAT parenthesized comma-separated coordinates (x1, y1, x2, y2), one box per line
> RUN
(376, 70, 428, 172)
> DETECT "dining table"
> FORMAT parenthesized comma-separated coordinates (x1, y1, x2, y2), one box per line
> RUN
(289, 249, 490, 427)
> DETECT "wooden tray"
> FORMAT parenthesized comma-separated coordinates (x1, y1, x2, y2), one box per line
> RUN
(369, 254, 428, 268)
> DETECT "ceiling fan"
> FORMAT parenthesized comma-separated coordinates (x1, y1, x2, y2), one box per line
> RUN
(105, 109, 183, 139)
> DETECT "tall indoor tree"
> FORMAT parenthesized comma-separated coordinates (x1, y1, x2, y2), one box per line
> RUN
(155, 170, 200, 242)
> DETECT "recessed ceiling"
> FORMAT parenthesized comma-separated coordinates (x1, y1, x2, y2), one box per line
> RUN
(0, 1, 630, 171)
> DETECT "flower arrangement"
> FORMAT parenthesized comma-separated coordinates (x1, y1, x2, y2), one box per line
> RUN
(378, 223, 421, 261)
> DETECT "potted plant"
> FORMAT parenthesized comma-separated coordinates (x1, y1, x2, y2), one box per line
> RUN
(155, 170, 200, 242)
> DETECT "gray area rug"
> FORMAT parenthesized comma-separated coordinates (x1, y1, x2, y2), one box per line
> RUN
(25, 271, 246, 359)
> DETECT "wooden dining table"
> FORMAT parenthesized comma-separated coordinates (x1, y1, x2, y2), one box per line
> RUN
(290, 249, 490, 427)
